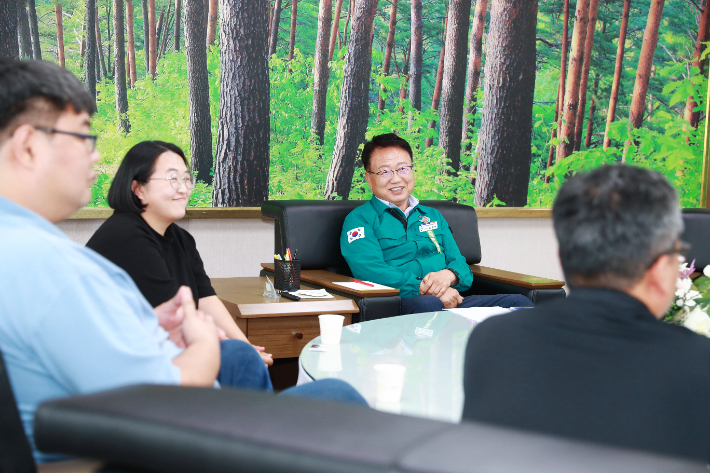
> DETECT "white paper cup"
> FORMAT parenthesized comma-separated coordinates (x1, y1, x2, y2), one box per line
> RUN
(317, 345, 342, 372)
(318, 314, 345, 345)
(374, 364, 407, 403)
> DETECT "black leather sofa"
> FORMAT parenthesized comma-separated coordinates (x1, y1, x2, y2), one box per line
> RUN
(261, 200, 566, 321)
(682, 208, 710, 270)
(33, 384, 709, 473)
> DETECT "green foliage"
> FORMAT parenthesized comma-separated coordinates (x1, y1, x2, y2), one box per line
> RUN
(42, 0, 706, 209)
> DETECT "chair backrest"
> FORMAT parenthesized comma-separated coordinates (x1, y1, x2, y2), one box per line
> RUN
(682, 209, 710, 271)
(0, 350, 36, 473)
(261, 200, 482, 274)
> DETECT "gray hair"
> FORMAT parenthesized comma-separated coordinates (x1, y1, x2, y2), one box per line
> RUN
(552, 165, 683, 289)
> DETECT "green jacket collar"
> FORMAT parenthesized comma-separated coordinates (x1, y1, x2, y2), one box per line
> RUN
(369, 195, 425, 219)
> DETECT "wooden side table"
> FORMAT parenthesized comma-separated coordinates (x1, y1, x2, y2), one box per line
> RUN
(211, 277, 359, 359)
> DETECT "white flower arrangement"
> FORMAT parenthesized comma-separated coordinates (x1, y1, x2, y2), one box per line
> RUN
(665, 260, 710, 337)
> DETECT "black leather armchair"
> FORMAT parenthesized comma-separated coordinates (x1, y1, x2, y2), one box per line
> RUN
(261, 200, 566, 322)
(34, 384, 707, 473)
(682, 209, 710, 271)
(0, 349, 102, 473)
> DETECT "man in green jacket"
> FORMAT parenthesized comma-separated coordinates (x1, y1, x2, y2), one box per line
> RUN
(340, 133, 532, 314)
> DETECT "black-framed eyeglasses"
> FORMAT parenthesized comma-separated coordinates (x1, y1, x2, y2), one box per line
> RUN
(648, 240, 692, 268)
(367, 165, 414, 181)
(148, 172, 195, 190)
(34, 126, 98, 152)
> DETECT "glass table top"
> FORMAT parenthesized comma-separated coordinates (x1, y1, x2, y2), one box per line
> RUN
(299, 311, 477, 423)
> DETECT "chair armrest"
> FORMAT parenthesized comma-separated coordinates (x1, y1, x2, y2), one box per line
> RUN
(470, 265, 564, 290)
(261, 263, 400, 298)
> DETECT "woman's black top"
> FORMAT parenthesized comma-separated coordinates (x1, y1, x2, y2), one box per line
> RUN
(86, 211, 216, 308)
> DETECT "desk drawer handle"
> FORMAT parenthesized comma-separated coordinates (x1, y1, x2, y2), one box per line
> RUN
(293, 332, 303, 340)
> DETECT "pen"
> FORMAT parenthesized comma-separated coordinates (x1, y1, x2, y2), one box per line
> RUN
(352, 279, 375, 287)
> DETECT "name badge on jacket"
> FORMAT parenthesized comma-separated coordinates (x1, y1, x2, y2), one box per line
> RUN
(419, 221, 438, 232)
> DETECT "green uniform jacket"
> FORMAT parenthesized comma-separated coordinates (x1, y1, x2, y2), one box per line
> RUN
(340, 197, 473, 298)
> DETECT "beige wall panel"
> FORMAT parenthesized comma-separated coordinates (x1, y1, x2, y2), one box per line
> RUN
(478, 218, 565, 285)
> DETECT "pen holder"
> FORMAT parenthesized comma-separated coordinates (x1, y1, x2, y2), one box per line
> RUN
(274, 259, 301, 291)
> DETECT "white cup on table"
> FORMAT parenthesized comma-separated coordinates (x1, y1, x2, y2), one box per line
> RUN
(374, 364, 407, 403)
(318, 314, 345, 345)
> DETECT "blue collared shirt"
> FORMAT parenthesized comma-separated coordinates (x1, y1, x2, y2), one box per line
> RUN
(375, 194, 420, 218)
(0, 196, 182, 463)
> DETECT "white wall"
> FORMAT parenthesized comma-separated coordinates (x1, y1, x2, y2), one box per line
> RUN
(58, 216, 565, 282)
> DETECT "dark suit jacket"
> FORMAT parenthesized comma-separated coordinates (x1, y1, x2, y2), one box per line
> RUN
(463, 288, 710, 461)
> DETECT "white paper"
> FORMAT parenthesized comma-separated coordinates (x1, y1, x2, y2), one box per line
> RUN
(444, 307, 511, 322)
(333, 281, 395, 291)
(290, 289, 334, 299)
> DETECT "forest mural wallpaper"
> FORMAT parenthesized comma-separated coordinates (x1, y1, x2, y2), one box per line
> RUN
(0, 0, 706, 208)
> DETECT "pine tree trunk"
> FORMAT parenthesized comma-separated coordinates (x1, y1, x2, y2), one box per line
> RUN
(408, 0, 423, 120)
(126, 0, 137, 86)
(425, 18, 446, 148)
(685, 0, 710, 129)
(627, 0, 664, 130)
(462, 0, 488, 150)
(85, 0, 97, 97)
(602, 0, 629, 150)
(213, 0, 271, 205)
(158, 2, 172, 60)
(55, 4, 65, 66)
(207, 0, 217, 45)
(268, 0, 281, 57)
(18, 0, 32, 58)
(113, 0, 130, 133)
(584, 72, 598, 148)
(475, 0, 538, 207)
(343, 0, 353, 45)
(324, 0, 379, 200)
(572, 0, 598, 151)
(156, 8, 165, 50)
(27, 0, 40, 59)
(106, 2, 112, 66)
(174, 0, 181, 51)
(288, 0, 298, 60)
(185, 0, 213, 185)
(0, 1, 17, 59)
(311, 0, 333, 145)
(140, 0, 148, 74)
(96, 7, 109, 79)
(547, 0, 569, 171)
(377, 0, 398, 111)
(555, 0, 589, 161)
(148, 0, 157, 77)
(438, 0, 472, 175)
(329, 0, 344, 60)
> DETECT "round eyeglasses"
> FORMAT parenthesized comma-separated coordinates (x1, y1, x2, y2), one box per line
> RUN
(148, 172, 195, 190)
(366, 165, 414, 181)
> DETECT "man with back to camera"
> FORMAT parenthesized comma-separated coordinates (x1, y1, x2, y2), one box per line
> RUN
(340, 133, 532, 314)
(462, 165, 710, 462)
(0, 59, 365, 464)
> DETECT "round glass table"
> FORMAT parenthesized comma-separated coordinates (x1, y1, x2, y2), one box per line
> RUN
(299, 311, 477, 423)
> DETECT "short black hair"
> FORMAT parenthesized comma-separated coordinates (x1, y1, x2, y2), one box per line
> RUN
(0, 59, 96, 140)
(361, 133, 413, 171)
(553, 165, 682, 289)
(108, 141, 188, 214)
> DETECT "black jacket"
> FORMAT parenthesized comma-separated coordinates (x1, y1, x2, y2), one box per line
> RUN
(463, 288, 710, 461)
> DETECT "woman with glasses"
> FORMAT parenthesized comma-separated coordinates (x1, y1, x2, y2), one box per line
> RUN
(86, 141, 274, 389)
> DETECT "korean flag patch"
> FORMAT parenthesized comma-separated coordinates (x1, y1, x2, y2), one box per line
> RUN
(347, 227, 365, 243)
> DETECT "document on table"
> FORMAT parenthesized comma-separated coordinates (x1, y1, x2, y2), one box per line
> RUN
(290, 289, 335, 299)
(444, 307, 511, 322)
(333, 281, 395, 291)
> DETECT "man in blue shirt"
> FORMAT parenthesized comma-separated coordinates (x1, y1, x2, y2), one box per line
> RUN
(0, 59, 364, 463)
(341, 134, 531, 314)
